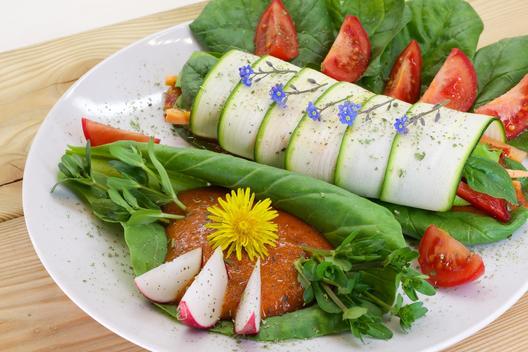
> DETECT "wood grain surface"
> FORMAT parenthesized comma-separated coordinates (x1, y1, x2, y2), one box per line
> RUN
(0, 1, 527, 351)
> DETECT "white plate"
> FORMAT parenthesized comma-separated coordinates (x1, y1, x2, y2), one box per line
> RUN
(23, 21, 528, 352)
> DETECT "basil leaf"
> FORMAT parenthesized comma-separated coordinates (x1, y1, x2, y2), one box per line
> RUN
(177, 51, 218, 109)
(473, 35, 528, 108)
(189, 0, 335, 67)
(463, 156, 517, 204)
(509, 131, 528, 153)
(383, 202, 528, 245)
(123, 223, 167, 275)
(470, 143, 502, 163)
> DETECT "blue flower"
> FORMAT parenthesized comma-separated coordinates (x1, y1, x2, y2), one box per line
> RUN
(239, 65, 254, 87)
(394, 115, 409, 134)
(338, 101, 361, 126)
(270, 83, 288, 108)
(306, 102, 320, 121)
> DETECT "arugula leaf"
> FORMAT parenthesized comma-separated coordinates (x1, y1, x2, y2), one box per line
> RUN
(123, 223, 167, 275)
(463, 156, 517, 204)
(177, 51, 218, 110)
(372, 0, 483, 93)
(473, 35, 528, 108)
(189, 0, 335, 67)
(383, 202, 528, 245)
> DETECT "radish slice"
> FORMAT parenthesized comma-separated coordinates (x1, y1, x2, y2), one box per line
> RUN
(234, 259, 261, 335)
(177, 247, 228, 329)
(134, 248, 202, 303)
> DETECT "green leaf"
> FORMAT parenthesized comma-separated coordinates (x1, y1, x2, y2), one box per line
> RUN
(177, 51, 219, 110)
(509, 130, 528, 153)
(147, 139, 180, 208)
(343, 306, 368, 320)
(189, 0, 335, 67)
(123, 222, 167, 275)
(313, 283, 341, 314)
(473, 35, 528, 108)
(374, 0, 483, 92)
(326, 0, 385, 35)
(127, 209, 183, 226)
(108, 144, 145, 168)
(384, 247, 418, 271)
(503, 157, 528, 190)
(397, 302, 428, 331)
(463, 156, 518, 204)
(109, 160, 148, 185)
(382, 202, 528, 245)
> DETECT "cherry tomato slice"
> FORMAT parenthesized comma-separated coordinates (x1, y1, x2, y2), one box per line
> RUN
(321, 16, 371, 83)
(384, 40, 422, 103)
(82, 117, 160, 146)
(254, 0, 299, 61)
(421, 48, 477, 112)
(418, 225, 485, 288)
(475, 75, 528, 139)
(456, 181, 511, 222)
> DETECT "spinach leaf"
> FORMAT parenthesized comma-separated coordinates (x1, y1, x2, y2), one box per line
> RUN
(382, 202, 528, 245)
(325, 0, 385, 35)
(510, 131, 528, 153)
(370, 0, 483, 93)
(123, 223, 167, 275)
(463, 156, 517, 204)
(473, 35, 528, 108)
(189, 0, 335, 67)
(177, 52, 218, 110)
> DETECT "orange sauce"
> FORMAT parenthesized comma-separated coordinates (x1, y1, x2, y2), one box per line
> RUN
(165, 187, 332, 319)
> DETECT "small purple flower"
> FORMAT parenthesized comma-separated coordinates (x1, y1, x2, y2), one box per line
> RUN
(239, 65, 254, 87)
(338, 101, 361, 126)
(306, 102, 320, 121)
(394, 115, 409, 134)
(270, 83, 288, 108)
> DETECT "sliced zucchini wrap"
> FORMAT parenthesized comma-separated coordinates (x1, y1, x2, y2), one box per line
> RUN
(285, 82, 374, 182)
(381, 103, 506, 211)
(190, 50, 259, 139)
(335, 96, 412, 198)
(218, 55, 299, 159)
(255, 68, 335, 168)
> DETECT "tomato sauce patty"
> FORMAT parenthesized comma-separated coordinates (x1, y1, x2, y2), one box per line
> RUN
(165, 187, 332, 319)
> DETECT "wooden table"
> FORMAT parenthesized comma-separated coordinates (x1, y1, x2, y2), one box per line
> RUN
(1, 1, 527, 351)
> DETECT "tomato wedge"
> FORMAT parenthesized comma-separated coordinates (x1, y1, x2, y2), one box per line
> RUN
(384, 40, 422, 103)
(321, 16, 371, 83)
(82, 117, 160, 146)
(456, 181, 511, 222)
(254, 0, 299, 61)
(418, 225, 485, 288)
(420, 48, 477, 112)
(475, 74, 528, 139)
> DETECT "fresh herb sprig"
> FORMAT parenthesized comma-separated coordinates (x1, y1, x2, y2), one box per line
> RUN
(295, 232, 435, 341)
(239, 61, 297, 87)
(54, 139, 186, 225)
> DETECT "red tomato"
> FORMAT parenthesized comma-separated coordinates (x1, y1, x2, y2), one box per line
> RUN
(321, 16, 371, 83)
(254, 0, 299, 61)
(475, 74, 528, 139)
(456, 181, 511, 222)
(418, 225, 485, 288)
(384, 40, 422, 103)
(420, 48, 477, 112)
(82, 117, 160, 146)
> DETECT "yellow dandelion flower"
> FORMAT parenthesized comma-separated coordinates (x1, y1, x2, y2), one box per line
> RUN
(205, 188, 279, 261)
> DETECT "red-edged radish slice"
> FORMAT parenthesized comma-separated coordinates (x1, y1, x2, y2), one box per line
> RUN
(234, 259, 261, 335)
(177, 247, 228, 329)
(134, 248, 202, 303)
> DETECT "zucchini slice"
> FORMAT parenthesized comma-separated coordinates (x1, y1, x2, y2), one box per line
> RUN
(334, 96, 412, 198)
(218, 55, 299, 159)
(380, 103, 506, 211)
(190, 50, 259, 139)
(285, 82, 374, 182)
(254, 68, 335, 168)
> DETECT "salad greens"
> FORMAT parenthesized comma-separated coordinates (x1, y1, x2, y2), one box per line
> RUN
(473, 35, 528, 108)
(190, 0, 335, 68)
(176, 51, 218, 110)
